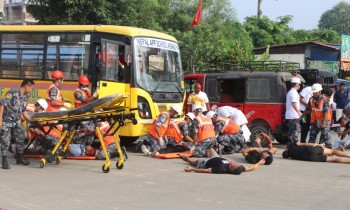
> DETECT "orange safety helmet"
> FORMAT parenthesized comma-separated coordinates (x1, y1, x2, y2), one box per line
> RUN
(78, 75, 90, 85)
(52, 70, 64, 79)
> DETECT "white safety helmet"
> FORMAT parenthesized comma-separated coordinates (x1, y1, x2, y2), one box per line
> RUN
(311, 83, 323, 93)
(290, 77, 301, 84)
(206, 111, 216, 119)
(192, 104, 203, 112)
(185, 112, 195, 121)
(170, 104, 182, 115)
(36, 99, 48, 111)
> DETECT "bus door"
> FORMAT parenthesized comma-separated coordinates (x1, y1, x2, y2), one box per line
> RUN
(97, 39, 128, 99)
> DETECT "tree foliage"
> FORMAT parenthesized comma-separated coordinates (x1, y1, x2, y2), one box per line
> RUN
(26, 0, 342, 73)
(318, 1, 350, 35)
(244, 15, 341, 47)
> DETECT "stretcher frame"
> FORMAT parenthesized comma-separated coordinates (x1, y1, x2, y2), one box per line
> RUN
(28, 93, 137, 173)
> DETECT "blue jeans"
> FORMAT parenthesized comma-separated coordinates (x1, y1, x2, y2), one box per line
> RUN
(334, 136, 350, 148)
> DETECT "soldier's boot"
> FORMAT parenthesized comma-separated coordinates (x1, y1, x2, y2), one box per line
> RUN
(16, 153, 30, 165)
(2, 156, 10, 169)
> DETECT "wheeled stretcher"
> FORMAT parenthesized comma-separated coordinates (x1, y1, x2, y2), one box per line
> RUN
(28, 93, 137, 173)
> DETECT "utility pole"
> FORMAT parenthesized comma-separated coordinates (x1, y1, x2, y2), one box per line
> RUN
(257, 0, 262, 19)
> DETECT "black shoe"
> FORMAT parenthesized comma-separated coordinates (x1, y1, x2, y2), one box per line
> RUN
(2, 156, 10, 169)
(16, 153, 30, 166)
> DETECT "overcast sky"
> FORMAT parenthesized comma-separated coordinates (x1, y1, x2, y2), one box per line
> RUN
(231, 0, 350, 30)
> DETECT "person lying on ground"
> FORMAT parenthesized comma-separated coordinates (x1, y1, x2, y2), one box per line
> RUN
(180, 147, 265, 175)
(241, 132, 277, 165)
(282, 142, 350, 163)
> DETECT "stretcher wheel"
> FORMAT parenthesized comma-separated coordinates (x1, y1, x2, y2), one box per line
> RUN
(132, 119, 137, 125)
(116, 162, 124, 169)
(102, 164, 110, 173)
(40, 159, 46, 168)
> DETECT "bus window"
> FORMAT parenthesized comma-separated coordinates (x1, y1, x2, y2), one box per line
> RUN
(100, 41, 123, 82)
(1, 33, 45, 79)
(45, 33, 91, 80)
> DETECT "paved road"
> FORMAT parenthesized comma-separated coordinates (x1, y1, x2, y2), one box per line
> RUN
(1, 131, 349, 210)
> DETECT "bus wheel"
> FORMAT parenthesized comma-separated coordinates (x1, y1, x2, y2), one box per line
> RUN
(249, 125, 272, 147)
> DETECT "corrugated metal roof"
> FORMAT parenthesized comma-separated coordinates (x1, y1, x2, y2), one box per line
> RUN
(253, 41, 340, 51)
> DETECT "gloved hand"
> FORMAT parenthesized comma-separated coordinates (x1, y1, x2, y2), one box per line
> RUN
(93, 91, 99, 98)
(63, 102, 71, 108)
(159, 137, 165, 147)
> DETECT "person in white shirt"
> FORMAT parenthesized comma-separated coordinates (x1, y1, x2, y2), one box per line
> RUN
(286, 77, 302, 144)
(187, 83, 210, 113)
(299, 85, 312, 143)
(211, 105, 251, 142)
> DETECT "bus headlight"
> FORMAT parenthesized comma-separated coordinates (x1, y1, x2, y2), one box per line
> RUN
(138, 96, 152, 119)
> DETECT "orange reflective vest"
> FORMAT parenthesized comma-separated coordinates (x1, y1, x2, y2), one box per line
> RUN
(214, 116, 240, 134)
(310, 97, 332, 123)
(195, 114, 216, 143)
(46, 84, 63, 112)
(148, 112, 170, 140)
(40, 125, 63, 139)
(165, 120, 185, 143)
(95, 121, 116, 147)
(74, 87, 92, 108)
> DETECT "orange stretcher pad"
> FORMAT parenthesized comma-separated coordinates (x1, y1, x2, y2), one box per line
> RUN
(154, 151, 193, 159)
(24, 154, 96, 160)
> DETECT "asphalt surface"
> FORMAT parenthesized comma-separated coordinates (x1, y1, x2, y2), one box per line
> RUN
(1, 131, 350, 210)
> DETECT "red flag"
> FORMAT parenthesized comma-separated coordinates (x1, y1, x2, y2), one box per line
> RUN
(188, 0, 202, 28)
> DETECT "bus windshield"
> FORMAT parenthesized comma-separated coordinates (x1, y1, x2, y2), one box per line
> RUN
(134, 37, 183, 93)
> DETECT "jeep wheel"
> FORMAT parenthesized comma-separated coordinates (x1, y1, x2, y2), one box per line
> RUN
(249, 125, 272, 147)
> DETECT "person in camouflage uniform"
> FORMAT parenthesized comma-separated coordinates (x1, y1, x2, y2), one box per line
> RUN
(301, 84, 332, 149)
(0, 79, 34, 169)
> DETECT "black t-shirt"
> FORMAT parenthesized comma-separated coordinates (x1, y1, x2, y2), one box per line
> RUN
(204, 157, 230, 174)
(288, 144, 309, 161)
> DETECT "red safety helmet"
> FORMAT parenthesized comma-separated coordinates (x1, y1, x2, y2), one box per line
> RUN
(78, 75, 90, 85)
(52, 70, 64, 79)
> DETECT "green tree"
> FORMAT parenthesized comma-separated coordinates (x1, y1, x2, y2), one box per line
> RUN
(318, 1, 350, 35)
(243, 16, 294, 47)
(169, 20, 253, 73)
(27, 0, 162, 30)
(27, 0, 110, 24)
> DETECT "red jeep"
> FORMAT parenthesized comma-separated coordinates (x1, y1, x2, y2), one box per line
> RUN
(184, 62, 299, 145)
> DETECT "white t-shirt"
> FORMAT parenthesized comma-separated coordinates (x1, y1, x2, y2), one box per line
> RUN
(217, 106, 248, 125)
(299, 86, 312, 111)
(286, 88, 300, 119)
(187, 91, 209, 111)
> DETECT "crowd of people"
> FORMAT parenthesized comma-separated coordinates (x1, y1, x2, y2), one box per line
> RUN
(0, 70, 119, 169)
(139, 78, 350, 175)
(2, 72, 350, 174)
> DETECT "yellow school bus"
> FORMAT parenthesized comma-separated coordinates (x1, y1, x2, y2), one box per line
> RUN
(0, 25, 185, 142)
